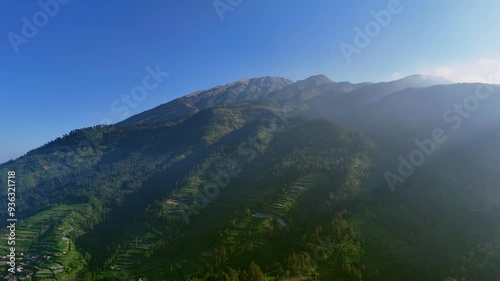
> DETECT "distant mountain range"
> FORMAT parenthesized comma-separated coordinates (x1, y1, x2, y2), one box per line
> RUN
(1, 74, 499, 281)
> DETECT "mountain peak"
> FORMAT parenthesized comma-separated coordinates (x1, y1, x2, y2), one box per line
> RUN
(119, 76, 293, 125)
(295, 74, 333, 88)
(397, 74, 453, 85)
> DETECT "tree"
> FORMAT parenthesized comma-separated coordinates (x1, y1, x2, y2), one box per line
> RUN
(248, 261, 265, 281)
(224, 268, 239, 281)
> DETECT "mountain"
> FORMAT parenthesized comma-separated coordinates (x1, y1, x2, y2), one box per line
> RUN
(1, 74, 499, 281)
(337, 83, 500, 152)
(266, 75, 371, 106)
(119, 76, 293, 125)
(306, 74, 453, 120)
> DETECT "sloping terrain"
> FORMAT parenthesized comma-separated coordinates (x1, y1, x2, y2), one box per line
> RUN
(1, 75, 499, 281)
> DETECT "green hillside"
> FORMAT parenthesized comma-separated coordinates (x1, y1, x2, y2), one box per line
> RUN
(1, 76, 499, 280)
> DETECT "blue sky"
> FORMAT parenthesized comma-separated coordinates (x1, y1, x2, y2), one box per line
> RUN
(1, 0, 500, 163)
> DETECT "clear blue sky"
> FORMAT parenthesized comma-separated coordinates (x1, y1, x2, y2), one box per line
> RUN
(1, 0, 499, 163)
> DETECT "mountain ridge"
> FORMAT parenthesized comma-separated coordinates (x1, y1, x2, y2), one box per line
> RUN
(1, 73, 500, 281)
(119, 73, 452, 127)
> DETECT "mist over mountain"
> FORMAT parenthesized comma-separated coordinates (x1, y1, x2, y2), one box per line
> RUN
(1, 74, 499, 281)
(305, 74, 453, 121)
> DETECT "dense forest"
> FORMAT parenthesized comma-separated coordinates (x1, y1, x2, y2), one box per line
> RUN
(1, 75, 499, 280)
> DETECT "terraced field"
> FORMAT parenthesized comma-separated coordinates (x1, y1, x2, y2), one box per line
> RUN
(1, 205, 88, 280)
(93, 175, 320, 280)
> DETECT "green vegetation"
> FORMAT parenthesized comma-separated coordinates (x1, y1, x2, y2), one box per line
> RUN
(1, 77, 499, 280)
(0, 205, 88, 280)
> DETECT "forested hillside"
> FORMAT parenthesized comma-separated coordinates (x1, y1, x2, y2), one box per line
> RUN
(1, 75, 499, 280)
